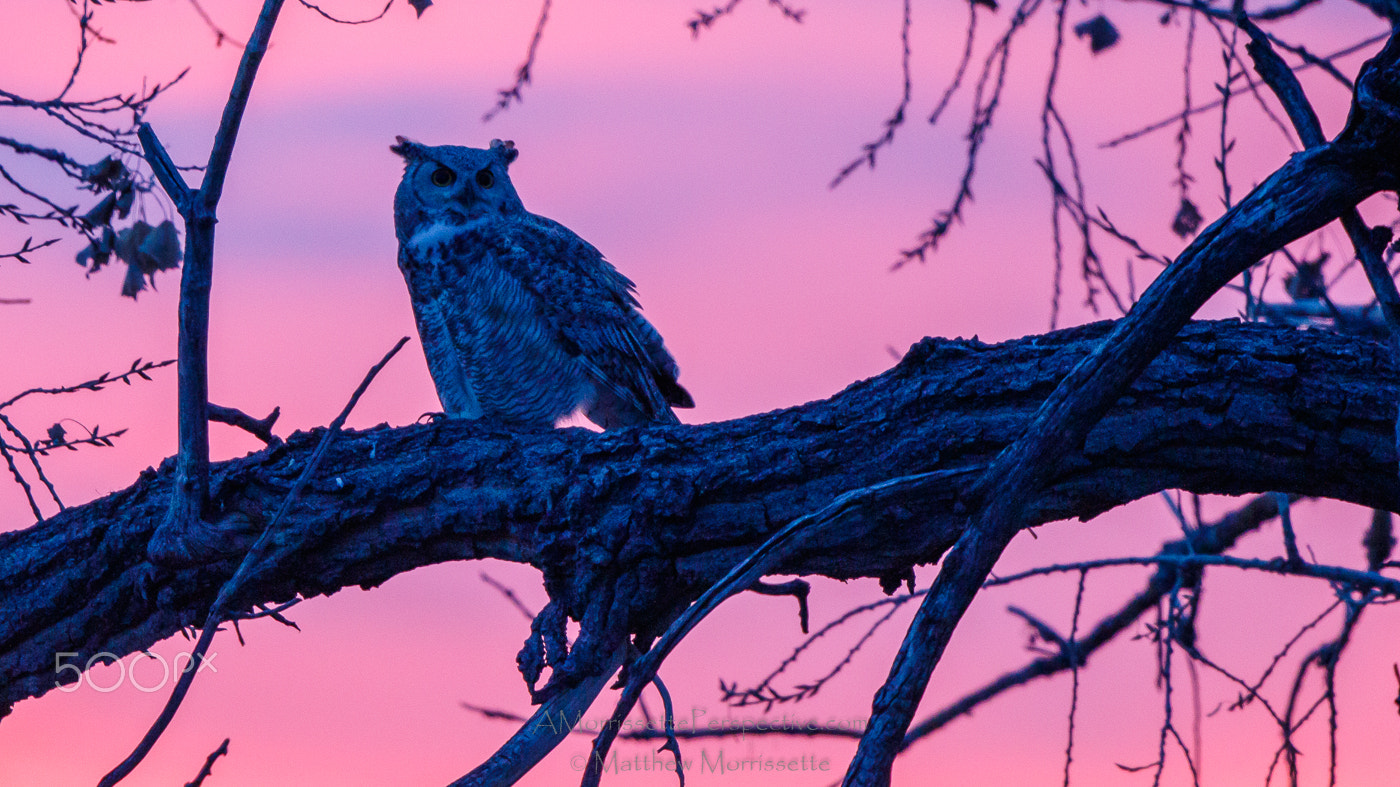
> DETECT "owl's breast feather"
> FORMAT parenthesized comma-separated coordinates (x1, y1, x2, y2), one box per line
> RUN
(413, 295, 483, 419)
(408, 220, 468, 255)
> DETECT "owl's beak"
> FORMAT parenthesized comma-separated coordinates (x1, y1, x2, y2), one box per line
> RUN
(453, 188, 475, 208)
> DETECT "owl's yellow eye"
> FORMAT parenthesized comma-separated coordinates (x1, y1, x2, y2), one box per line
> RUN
(475, 169, 495, 188)
(430, 166, 456, 187)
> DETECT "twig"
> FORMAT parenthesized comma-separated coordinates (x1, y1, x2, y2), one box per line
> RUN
(900, 494, 1282, 751)
(0, 358, 174, 410)
(1007, 605, 1069, 653)
(1239, 18, 1400, 334)
(724, 595, 906, 711)
(0, 237, 60, 264)
(896, 0, 1049, 267)
(185, 0, 245, 47)
(687, 0, 805, 38)
(208, 403, 280, 444)
(482, 0, 552, 122)
(927, 0, 979, 128)
(235, 598, 303, 628)
(829, 0, 912, 188)
(1274, 491, 1303, 564)
(0, 357, 167, 516)
(137, 124, 191, 208)
(1102, 32, 1388, 149)
(747, 578, 810, 633)
(0, 412, 65, 513)
(722, 593, 913, 711)
(480, 572, 537, 621)
(1062, 570, 1086, 787)
(297, 0, 394, 25)
(1391, 663, 1400, 718)
(649, 674, 686, 783)
(0, 429, 41, 521)
(183, 738, 229, 787)
(985, 553, 1400, 596)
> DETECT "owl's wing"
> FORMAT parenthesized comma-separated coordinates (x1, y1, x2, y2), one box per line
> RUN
(502, 214, 692, 425)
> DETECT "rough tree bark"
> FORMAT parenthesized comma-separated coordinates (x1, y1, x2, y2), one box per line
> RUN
(2, 319, 1397, 719)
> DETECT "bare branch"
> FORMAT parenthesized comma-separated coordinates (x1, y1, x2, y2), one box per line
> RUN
(185, 0, 246, 47)
(183, 738, 229, 787)
(829, 0, 912, 188)
(208, 403, 280, 445)
(897, 0, 1048, 267)
(582, 467, 974, 786)
(482, 0, 553, 122)
(0, 358, 174, 411)
(480, 572, 538, 622)
(99, 337, 406, 786)
(297, 0, 394, 25)
(155, 0, 289, 547)
(687, 0, 805, 39)
(3, 319, 1399, 770)
(722, 591, 909, 711)
(1240, 16, 1400, 332)
(843, 32, 1400, 785)
(0, 237, 60, 264)
(1102, 32, 1388, 150)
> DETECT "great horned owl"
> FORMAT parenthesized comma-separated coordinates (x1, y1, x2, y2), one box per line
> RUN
(391, 138, 693, 429)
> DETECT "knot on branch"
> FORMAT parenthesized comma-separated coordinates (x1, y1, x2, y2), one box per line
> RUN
(522, 455, 701, 704)
(517, 600, 567, 692)
(522, 552, 691, 704)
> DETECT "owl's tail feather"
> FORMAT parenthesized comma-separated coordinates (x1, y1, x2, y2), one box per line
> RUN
(586, 384, 682, 429)
(659, 375, 694, 409)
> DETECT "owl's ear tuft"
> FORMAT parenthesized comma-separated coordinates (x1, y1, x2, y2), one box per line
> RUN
(391, 136, 423, 159)
(490, 139, 519, 166)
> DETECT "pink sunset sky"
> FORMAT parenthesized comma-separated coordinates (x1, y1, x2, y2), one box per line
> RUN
(2, 0, 1398, 784)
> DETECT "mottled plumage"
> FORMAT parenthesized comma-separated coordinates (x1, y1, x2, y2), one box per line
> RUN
(391, 138, 693, 429)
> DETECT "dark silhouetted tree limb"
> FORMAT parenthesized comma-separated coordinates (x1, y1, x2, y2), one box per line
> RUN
(143, 0, 288, 563)
(2, 318, 1398, 724)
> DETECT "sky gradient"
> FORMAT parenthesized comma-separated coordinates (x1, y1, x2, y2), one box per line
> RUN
(2, 0, 1398, 784)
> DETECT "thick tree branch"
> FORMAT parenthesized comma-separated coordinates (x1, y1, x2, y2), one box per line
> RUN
(1, 320, 1397, 719)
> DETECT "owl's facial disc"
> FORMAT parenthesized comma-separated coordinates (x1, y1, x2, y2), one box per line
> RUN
(417, 161, 475, 213)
